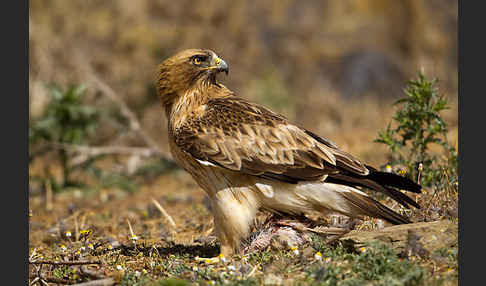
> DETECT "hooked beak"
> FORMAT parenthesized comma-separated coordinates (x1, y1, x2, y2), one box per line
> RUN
(210, 56, 229, 75)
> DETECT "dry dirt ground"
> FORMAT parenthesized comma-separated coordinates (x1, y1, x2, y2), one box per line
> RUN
(28, 170, 458, 286)
(29, 104, 458, 285)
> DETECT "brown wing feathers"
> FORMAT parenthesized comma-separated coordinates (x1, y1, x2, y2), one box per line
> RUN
(175, 96, 421, 211)
(175, 97, 340, 180)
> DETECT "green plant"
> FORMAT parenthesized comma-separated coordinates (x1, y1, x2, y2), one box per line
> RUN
(29, 84, 146, 193)
(30, 84, 100, 189)
(119, 272, 153, 286)
(307, 240, 427, 286)
(150, 278, 190, 286)
(375, 72, 457, 188)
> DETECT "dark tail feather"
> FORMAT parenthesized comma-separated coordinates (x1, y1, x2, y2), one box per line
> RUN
(339, 190, 411, 225)
(327, 163, 423, 210)
(365, 165, 422, 193)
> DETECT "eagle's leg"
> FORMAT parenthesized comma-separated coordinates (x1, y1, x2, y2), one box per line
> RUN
(208, 187, 260, 258)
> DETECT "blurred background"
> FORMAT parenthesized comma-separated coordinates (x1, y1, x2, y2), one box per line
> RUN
(29, 0, 458, 190)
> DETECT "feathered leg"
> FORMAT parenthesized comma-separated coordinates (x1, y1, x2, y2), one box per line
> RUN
(208, 187, 260, 257)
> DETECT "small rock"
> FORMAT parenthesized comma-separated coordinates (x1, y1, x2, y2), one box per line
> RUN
(264, 273, 282, 285)
(340, 220, 457, 254)
(314, 266, 328, 281)
(302, 246, 316, 258)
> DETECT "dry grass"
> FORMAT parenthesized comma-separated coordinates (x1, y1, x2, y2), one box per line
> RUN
(28, 163, 458, 285)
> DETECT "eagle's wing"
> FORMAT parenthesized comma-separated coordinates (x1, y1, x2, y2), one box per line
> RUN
(173, 96, 369, 183)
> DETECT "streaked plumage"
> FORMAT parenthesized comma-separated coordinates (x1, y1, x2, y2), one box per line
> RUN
(156, 49, 421, 256)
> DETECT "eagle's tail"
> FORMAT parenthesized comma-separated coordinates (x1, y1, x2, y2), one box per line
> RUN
(325, 166, 422, 210)
(294, 182, 412, 225)
(335, 186, 411, 224)
(260, 175, 419, 225)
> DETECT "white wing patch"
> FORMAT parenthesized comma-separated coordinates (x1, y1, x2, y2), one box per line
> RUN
(195, 159, 218, 167)
(335, 186, 369, 197)
(255, 183, 274, 198)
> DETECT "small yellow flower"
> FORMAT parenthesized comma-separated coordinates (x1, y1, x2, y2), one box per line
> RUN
(324, 257, 331, 263)
(107, 244, 113, 250)
(314, 251, 322, 260)
(359, 247, 367, 253)
(398, 169, 407, 176)
(218, 253, 226, 263)
(59, 244, 67, 251)
(290, 246, 299, 255)
(385, 165, 392, 173)
(65, 231, 72, 237)
(130, 235, 139, 241)
(80, 229, 92, 236)
(88, 243, 94, 250)
(196, 256, 220, 264)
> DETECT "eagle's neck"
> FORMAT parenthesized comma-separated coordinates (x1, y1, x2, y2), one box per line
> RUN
(168, 79, 232, 130)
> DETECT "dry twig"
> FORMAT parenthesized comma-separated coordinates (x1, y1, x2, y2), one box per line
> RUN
(80, 266, 107, 280)
(151, 198, 177, 230)
(126, 219, 135, 238)
(29, 275, 72, 285)
(29, 260, 102, 266)
(47, 142, 162, 166)
(44, 179, 53, 211)
(71, 278, 115, 286)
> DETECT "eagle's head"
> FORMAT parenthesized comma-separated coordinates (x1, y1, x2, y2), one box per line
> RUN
(156, 49, 229, 109)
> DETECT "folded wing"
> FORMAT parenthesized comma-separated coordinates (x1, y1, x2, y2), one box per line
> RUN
(174, 96, 421, 209)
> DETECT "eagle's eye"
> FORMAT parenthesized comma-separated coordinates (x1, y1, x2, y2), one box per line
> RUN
(191, 55, 207, 65)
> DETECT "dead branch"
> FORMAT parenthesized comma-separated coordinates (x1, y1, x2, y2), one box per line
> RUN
(29, 260, 102, 266)
(29, 275, 72, 285)
(83, 70, 172, 162)
(45, 142, 162, 167)
(70, 278, 115, 286)
(80, 266, 106, 280)
(52, 142, 159, 157)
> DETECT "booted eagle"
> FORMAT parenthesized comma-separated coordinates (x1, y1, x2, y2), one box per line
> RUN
(156, 49, 421, 256)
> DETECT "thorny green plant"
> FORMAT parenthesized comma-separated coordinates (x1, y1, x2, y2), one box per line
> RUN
(30, 84, 100, 190)
(375, 72, 457, 189)
(29, 84, 140, 192)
